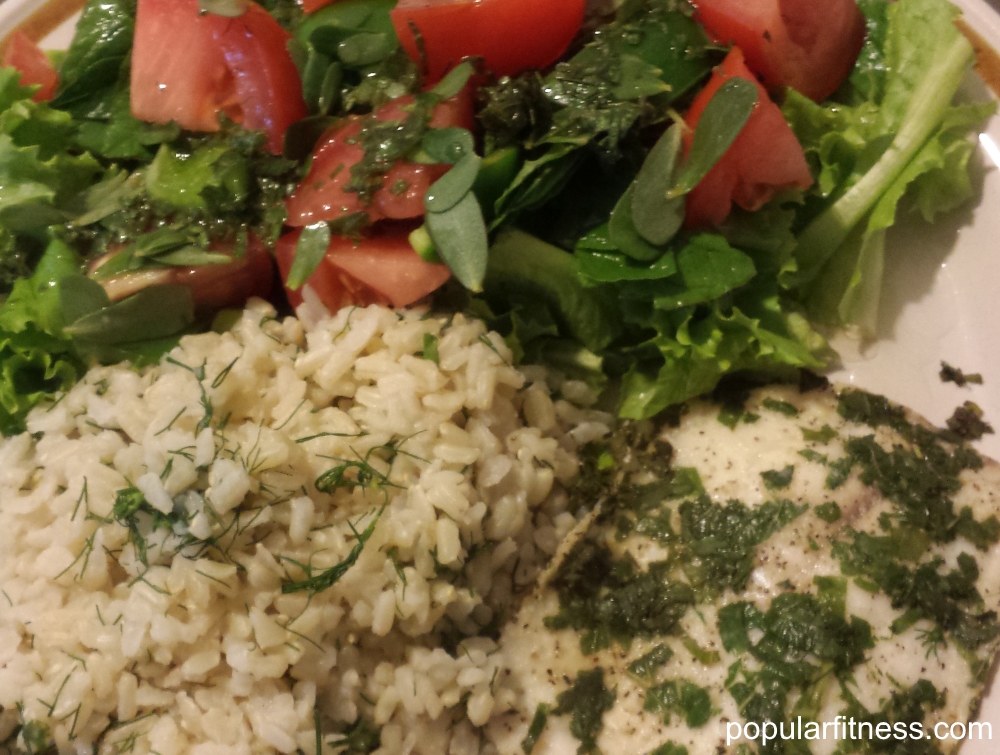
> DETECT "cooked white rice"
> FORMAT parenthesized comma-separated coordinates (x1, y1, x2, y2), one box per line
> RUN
(0, 300, 612, 755)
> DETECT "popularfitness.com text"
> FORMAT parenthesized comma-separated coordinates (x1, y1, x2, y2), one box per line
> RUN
(725, 717, 993, 747)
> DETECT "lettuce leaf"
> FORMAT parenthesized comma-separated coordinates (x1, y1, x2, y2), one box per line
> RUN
(616, 278, 827, 419)
(786, 0, 994, 336)
(0, 239, 85, 434)
(482, 228, 828, 420)
(0, 68, 106, 232)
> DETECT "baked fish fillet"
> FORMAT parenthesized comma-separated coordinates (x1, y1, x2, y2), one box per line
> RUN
(487, 384, 1000, 755)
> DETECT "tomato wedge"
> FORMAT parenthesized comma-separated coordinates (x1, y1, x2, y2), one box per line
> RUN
(209, 4, 308, 153)
(131, 0, 306, 153)
(1, 31, 59, 102)
(684, 48, 813, 229)
(285, 87, 474, 227)
(391, 0, 585, 81)
(691, 0, 866, 102)
(276, 229, 452, 311)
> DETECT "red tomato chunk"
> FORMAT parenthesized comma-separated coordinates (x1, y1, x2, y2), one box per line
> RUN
(684, 48, 813, 229)
(692, 0, 866, 102)
(130, 0, 306, 153)
(276, 229, 452, 311)
(2, 31, 59, 102)
(285, 87, 474, 227)
(391, 0, 585, 81)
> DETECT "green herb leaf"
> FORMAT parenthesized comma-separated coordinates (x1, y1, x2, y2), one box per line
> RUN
(681, 636, 720, 665)
(284, 114, 338, 161)
(717, 602, 764, 654)
(644, 679, 713, 728)
(154, 249, 233, 267)
(486, 229, 621, 353)
(631, 123, 685, 245)
(553, 669, 615, 755)
(815, 502, 842, 523)
(303, 49, 338, 114)
(64, 285, 195, 344)
(761, 465, 794, 490)
(521, 704, 549, 755)
(425, 192, 488, 292)
(338, 32, 396, 67)
(146, 144, 233, 210)
(762, 397, 799, 416)
(71, 169, 145, 227)
(670, 78, 758, 198)
(652, 235, 756, 310)
(650, 743, 688, 755)
(420, 127, 474, 165)
(609, 184, 664, 262)
(802, 424, 838, 443)
(287, 222, 332, 291)
(131, 227, 208, 259)
(576, 246, 677, 284)
(424, 152, 481, 212)
(420, 333, 439, 364)
(627, 644, 674, 684)
(58, 274, 110, 326)
(430, 61, 475, 101)
(282, 507, 384, 593)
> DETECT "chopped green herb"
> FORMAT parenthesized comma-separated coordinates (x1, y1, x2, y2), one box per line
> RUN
(420, 333, 439, 364)
(814, 502, 842, 523)
(798, 449, 827, 464)
(953, 506, 1000, 551)
(720, 585, 873, 742)
(282, 507, 384, 594)
(834, 529, 1000, 652)
(643, 678, 713, 728)
(649, 743, 688, 755)
(20, 720, 53, 755)
(546, 540, 695, 653)
(328, 717, 381, 753)
(762, 398, 799, 417)
(678, 496, 804, 596)
(945, 401, 994, 441)
(553, 669, 615, 755)
(940, 361, 983, 387)
(681, 636, 720, 665)
(802, 424, 837, 443)
(110, 484, 190, 566)
(627, 644, 674, 684)
(825, 456, 854, 490)
(761, 465, 794, 490)
(840, 428, 982, 541)
(521, 703, 549, 754)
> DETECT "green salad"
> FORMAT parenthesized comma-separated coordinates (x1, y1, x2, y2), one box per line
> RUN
(0, 0, 993, 435)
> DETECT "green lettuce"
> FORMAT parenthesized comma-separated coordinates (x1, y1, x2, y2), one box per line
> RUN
(0, 239, 85, 434)
(786, 0, 995, 335)
(481, 228, 827, 419)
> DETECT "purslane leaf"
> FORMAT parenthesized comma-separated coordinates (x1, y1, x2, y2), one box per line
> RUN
(286, 221, 331, 291)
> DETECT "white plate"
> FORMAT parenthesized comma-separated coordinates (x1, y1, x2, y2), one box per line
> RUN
(2, 1, 1000, 750)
